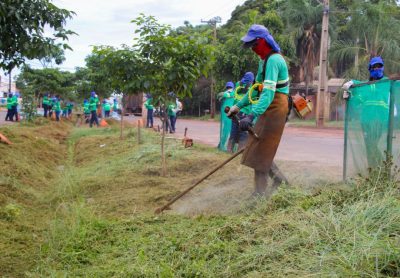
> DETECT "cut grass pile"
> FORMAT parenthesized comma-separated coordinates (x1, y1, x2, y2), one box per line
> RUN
(1, 120, 399, 277)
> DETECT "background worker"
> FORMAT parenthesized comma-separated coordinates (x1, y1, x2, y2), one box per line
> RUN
(217, 81, 235, 152)
(228, 24, 290, 197)
(103, 99, 111, 118)
(5, 93, 15, 121)
(83, 99, 90, 123)
(343, 56, 388, 169)
(43, 93, 50, 118)
(89, 91, 100, 127)
(144, 93, 154, 128)
(12, 93, 19, 121)
(167, 100, 177, 133)
(228, 72, 254, 153)
(52, 96, 61, 121)
(67, 101, 74, 119)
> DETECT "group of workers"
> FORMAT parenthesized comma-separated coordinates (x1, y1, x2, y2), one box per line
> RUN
(82, 92, 119, 128)
(4, 93, 19, 122)
(42, 94, 74, 121)
(144, 93, 183, 133)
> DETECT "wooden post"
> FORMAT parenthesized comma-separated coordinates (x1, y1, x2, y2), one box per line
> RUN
(137, 119, 141, 144)
(316, 0, 329, 127)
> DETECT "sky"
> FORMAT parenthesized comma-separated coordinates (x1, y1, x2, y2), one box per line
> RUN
(24, 0, 246, 72)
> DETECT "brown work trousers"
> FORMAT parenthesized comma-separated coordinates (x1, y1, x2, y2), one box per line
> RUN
(241, 92, 288, 172)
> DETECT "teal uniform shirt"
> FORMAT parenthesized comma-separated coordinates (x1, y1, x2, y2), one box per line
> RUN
(218, 88, 234, 151)
(89, 97, 99, 112)
(167, 103, 176, 117)
(83, 102, 90, 114)
(43, 96, 50, 106)
(103, 102, 111, 112)
(53, 100, 61, 112)
(6, 97, 14, 109)
(144, 98, 154, 110)
(237, 54, 289, 118)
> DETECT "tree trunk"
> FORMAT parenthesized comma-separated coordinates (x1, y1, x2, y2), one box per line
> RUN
(120, 94, 124, 140)
(161, 103, 167, 177)
(8, 69, 12, 93)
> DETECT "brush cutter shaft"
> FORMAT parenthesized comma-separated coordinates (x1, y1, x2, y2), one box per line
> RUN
(155, 148, 244, 214)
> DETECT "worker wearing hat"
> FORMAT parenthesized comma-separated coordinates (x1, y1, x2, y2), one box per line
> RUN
(217, 81, 235, 152)
(227, 24, 290, 196)
(227, 72, 254, 153)
(343, 56, 388, 169)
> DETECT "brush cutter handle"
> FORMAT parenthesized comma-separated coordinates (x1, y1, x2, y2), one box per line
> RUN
(155, 148, 245, 214)
(224, 106, 259, 140)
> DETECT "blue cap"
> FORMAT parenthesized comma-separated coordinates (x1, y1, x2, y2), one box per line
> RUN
(368, 56, 384, 70)
(240, 72, 254, 85)
(84, 99, 88, 103)
(91, 91, 96, 97)
(241, 24, 281, 53)
(145, 93, 152, 99)
(225, 81, 234, 89)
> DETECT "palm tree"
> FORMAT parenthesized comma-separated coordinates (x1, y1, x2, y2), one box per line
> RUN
(283, 0, 326, 95)
(330, 1, 400, 80)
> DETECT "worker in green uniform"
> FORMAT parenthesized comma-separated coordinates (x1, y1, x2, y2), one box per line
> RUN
(89, 92, 100, 127)
(83, 99, 90, 123)
(103, 99, 111, 118)
(144, 93, 154, 128)
(217, 82, 235, 151)
(343, 56, 388, 169)
(52, 96, 61, 121)
(167, 101, 177, 133)
(5, 93, 15, 121)
(227, 72, 254, 153)
(43, 93, 50, 118)
(227, 24, 290, 197)
(67, 102, 74, 118)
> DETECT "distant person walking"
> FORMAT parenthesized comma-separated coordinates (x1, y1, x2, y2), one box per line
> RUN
(144, 93, 154, 128)
(89, 92, 100, 127)
(43, 93, 50, 118)
(5, 93, 15, 121)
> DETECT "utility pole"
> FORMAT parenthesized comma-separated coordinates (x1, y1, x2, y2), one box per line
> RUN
(316, 0, 329, 127)
(201, 16, 221, 119)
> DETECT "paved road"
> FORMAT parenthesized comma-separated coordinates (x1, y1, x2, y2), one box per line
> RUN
(168, 118, 344, 167)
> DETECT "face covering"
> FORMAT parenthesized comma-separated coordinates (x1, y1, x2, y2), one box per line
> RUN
(252, 38, 273, 60)
(369, 67, 384, 80)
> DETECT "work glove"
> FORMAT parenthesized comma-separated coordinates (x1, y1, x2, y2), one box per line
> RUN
(227, 105, 239, 118)
(239, 114, 255, 131)
(342, 80, 353, 100)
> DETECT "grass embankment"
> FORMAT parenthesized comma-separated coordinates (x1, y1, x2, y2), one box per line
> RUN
(1, 120, 399, 277)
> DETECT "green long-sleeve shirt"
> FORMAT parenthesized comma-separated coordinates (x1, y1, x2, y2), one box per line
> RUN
(144, 98, 154, 110)
(6, 97, 14, 109)
(89, 97, 100, 112)
(237, 54, 289, 118)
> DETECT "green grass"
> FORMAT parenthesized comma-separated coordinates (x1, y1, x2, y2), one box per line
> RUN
(1, 121, 399, 277)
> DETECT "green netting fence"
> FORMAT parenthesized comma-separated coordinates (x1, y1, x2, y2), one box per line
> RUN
(343, 78, 400, 179)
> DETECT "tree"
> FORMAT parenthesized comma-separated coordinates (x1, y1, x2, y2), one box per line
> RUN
(16, 66, 76, 121)
(0, 0, 75, 91)
(132, 14, 213, 176)
(283, 0, 329, 93)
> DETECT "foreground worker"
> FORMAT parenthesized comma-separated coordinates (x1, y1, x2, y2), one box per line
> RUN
(343, 56, 388, 169)
(228, 24, 290, 196)
(144, 94, 154, 128)
(217, 82, 235, 151)
(89, 92, 100, 128)
(228, 72, 254, 152)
